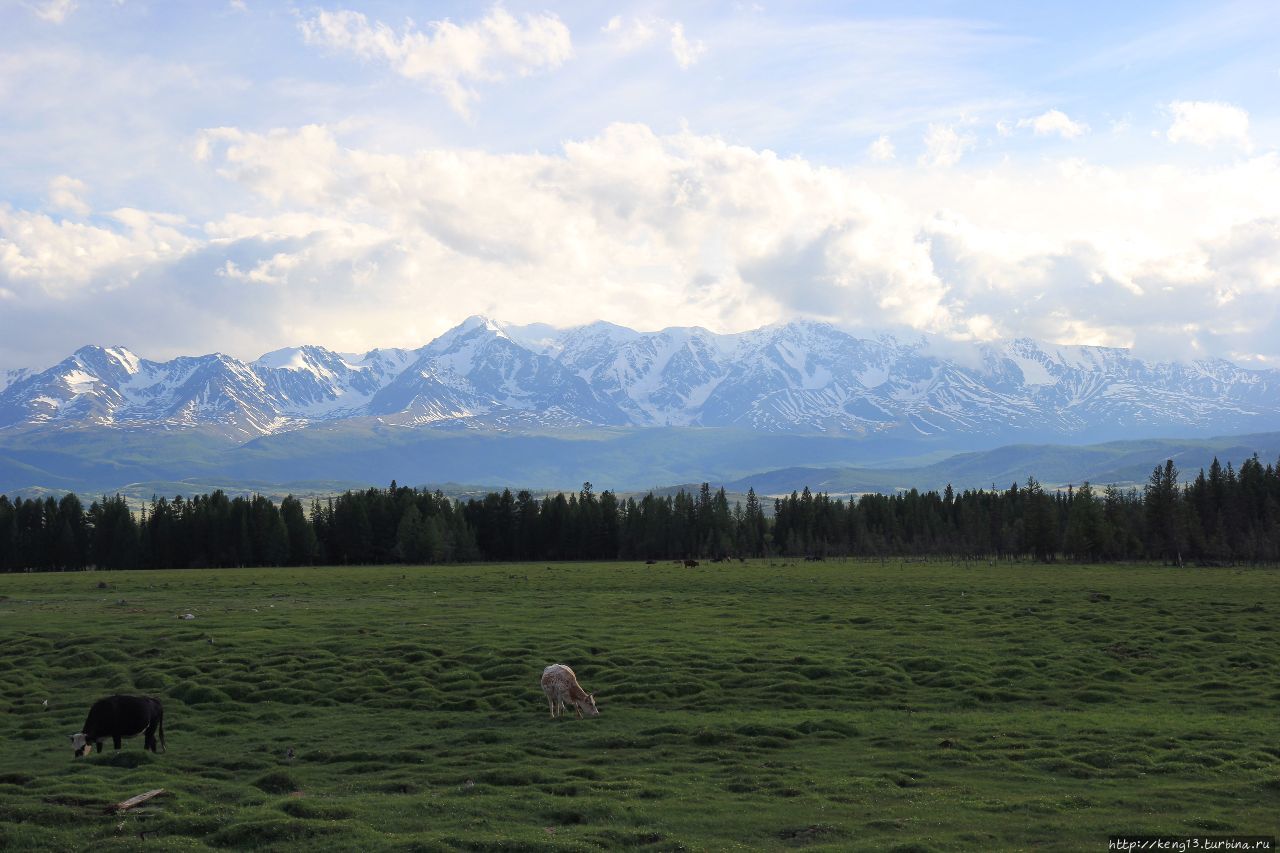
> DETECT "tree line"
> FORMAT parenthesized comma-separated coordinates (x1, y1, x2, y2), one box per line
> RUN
(2, 455, 1278, 572)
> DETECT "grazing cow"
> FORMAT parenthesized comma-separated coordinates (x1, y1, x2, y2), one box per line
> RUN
(70, 695, 165, 757)
(540, 664, 599, 720)
(683, 559, 699, 568)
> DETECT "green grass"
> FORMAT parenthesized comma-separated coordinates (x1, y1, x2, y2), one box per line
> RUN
(1, 560, 1277, 851)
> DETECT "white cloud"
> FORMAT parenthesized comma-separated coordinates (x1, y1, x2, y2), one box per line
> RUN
(185, 123, 1280, 356)
(0, 206, 195, 297)
(6, 121, 1280, 371)
(29, 0, 76, 24)
(919, 123, 974, 167)
(1166, 100, 1251, 150)
(47, 175, 90, 216)
(602, 15, 656, 51)
(217, 252, 304, 286)
(196, 125, 343, 206)
(299, 6, 572, 116)
(604, 15, 705, 68)
(669, 22, 707, 69)
(1017, 109, 1088, 138)
(868, 135, 895, 161)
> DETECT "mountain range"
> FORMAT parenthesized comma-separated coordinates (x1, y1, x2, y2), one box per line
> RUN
(4, 315, 1279, 441)
(2, 316, 1279, 497)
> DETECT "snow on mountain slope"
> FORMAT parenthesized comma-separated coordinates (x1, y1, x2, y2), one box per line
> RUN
(2, 316, 1279, 441)
(252, 345, 415, 418)
(369, 318, 630, 427)
(554, 323, 740, 425)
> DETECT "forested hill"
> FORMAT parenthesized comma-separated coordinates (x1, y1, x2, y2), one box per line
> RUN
(3, 454, 1279, 571)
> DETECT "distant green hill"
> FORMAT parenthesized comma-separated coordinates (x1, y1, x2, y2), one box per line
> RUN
(724, 432, 1280, 495)
(3, 422, 1278, 503)
(0, 423, 948, 498)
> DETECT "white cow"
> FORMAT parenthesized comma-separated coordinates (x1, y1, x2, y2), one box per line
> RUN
(540, 664, 599, 719)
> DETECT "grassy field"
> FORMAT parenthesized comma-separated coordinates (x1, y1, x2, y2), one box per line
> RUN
(0, 559, 1277, 851)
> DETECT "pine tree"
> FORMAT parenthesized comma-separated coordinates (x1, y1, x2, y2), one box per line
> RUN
(396, 504, 430, 563)
(1145, 460, 1184, 564)
(1063, 482, 1104, 561)
(1021, 477, 1056, 562)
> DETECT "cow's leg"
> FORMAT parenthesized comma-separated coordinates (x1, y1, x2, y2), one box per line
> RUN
(547, 695, 557, 718)
(113, 734, 122, 750)
(95, 740, 103, 754)
(144, 724, 157, 753)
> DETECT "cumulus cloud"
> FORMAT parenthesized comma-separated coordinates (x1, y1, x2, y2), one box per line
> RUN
(868, 135, 895, 162)
(1017, 109, 1089, 138)
(1166, 100, 1252, 150)
(919, 123, 974, 167)
(0, 206, 195, 297)
(191, 124, 1280, 356)
(668, 22, 707, 69)
(195, 124, 344, 206)
(603, 15, 705, 68)
(299, 6, 572, 115)
(47, 175, 90, 216)
(5, 121, 1280, 372)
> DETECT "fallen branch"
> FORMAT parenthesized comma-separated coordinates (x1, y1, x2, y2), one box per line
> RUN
(107, 789, 165, 814)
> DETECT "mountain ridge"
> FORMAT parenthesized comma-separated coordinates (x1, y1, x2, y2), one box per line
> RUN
(3, 316, 1278, 444)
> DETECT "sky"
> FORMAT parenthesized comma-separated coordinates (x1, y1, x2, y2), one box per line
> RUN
(1, 0, 1278, 374)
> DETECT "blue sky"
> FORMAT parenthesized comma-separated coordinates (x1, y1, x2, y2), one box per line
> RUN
(1, 0, 1278, 373)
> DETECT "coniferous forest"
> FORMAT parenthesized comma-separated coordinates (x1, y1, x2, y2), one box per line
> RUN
(2, 456, 1279, 572)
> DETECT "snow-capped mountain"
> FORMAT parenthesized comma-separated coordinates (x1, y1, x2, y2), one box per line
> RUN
(2, 316, 1279, 442)
(366, 317, 630, 427)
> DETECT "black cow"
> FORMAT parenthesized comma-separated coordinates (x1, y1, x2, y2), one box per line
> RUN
(70, 695, 165, 757)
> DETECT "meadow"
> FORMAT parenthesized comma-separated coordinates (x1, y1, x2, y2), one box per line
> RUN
(0, 559, 1276, 851)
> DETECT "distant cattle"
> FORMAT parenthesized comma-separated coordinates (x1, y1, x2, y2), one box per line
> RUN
(683, 559, 699, 568)
(540, 664, 599, 720)
(71, 695, 165, 757)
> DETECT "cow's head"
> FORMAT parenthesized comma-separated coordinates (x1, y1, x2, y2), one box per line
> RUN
(69, 732, 90, 758)
(583, 694, 600, 717)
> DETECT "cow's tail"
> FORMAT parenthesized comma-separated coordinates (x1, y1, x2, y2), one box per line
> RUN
(157, 705, 166, 753)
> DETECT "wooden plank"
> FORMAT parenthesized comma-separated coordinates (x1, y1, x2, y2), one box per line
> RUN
(107, 789, 165, 813)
